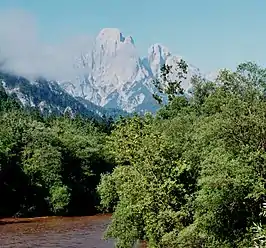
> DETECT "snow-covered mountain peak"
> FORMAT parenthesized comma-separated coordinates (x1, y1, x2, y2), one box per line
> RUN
(96, 28, 134, 46)
(147, 43, 185, 79)
(124, 35, 134, 45)
(58, 28, 202, 113)
(148, 43, 171, 58)
(147, 43, 171, 76)
(97, 28, 124, 42)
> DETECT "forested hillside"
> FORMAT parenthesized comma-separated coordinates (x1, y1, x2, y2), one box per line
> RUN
(1, 61, 266, 247)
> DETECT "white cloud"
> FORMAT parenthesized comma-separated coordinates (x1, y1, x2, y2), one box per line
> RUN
(0, 9, 94, 81)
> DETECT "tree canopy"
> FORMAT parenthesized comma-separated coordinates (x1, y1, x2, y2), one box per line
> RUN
(98, 61, 266, 247)
(0, 90, 113, 217)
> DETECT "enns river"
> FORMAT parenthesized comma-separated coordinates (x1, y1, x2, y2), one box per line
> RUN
(0, 215, 115, 248)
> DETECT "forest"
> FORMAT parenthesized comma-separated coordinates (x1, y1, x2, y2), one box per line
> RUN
(0, 87, 114, 217)
(1, 61, 266, 247)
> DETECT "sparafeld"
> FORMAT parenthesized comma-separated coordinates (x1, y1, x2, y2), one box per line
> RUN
(58, 28, 202, 113)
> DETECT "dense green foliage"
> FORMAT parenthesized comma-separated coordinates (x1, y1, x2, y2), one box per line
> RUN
(2, 61, 266, 247)
(98, 62, 266, 247)
(0, 86, 113, 217)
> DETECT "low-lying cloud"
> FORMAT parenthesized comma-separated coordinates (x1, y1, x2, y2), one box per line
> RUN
(0, 9, 94, 81)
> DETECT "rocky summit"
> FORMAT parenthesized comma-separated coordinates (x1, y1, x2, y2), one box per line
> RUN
(58, 28, 202, 113)
(0, 28, 207, 116)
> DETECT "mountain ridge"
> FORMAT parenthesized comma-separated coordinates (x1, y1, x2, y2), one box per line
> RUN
(0, 28, 213, 116)
(58, 28, 202, 113)
(0, 70, 127, 120)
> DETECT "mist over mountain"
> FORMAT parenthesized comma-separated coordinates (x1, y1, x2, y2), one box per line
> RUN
(0, 10, 212, 114)
(0, 9, 95, 81)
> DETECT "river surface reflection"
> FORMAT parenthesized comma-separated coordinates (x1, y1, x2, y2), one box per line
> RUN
(0, 215, 114, 248)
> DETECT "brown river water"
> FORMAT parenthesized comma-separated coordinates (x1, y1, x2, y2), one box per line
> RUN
(0, 215, 116, 248)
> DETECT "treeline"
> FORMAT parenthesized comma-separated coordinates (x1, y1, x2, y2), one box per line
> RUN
(97, 62, 266, 247)
(0, 86, 113, 217)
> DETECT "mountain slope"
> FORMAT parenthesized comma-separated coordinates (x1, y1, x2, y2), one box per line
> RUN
(0, 28, 204, 115)
(0, 71, 107, 119)
(59, 28, 201, 113)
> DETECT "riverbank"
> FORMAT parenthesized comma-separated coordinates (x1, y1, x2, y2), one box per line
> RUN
(0, 214, 113, 247)
(0, 214, 112, 225)
(0, 214, 149, 248)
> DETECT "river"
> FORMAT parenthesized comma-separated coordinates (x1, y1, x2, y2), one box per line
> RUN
(0, 215, 114, 247)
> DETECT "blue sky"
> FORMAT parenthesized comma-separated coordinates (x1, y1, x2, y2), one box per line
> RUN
(0, 0, 265, 72)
